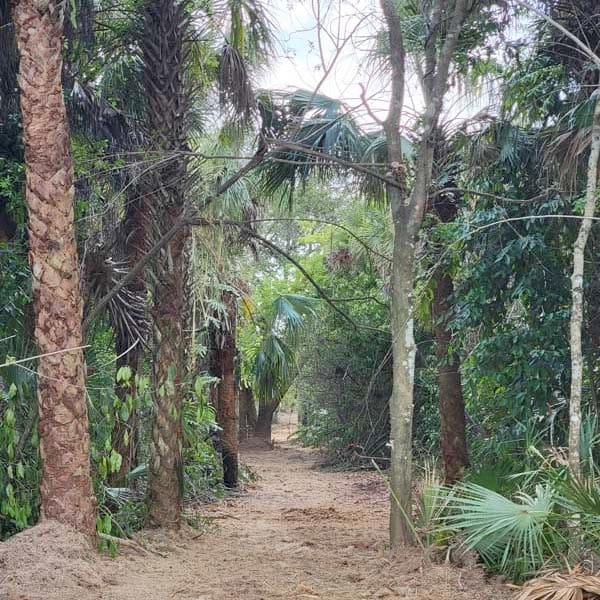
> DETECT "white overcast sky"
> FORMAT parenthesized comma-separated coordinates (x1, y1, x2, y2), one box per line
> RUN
(259, 0, 392, 125)
(258, 1, 530, 130)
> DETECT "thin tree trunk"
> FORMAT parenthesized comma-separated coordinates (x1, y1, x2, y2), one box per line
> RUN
(380, 0, 416, 548)
(569, 94, 600, 479)
(432, 270, 468, 483)
(141, 0, 191, 528)
(389, 221, 417, 546)
(215, 291, 239, 488)
(380, 0, 470, 548)
(12, 0, 96, 537)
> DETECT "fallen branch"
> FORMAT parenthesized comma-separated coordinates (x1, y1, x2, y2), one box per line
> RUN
(98, 532, 164, 557)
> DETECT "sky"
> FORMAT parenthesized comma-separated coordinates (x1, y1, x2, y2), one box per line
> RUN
(257, 1, 530, 131)
(258, 0, 392, 126)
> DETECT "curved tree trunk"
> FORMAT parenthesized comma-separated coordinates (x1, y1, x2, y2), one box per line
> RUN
(12, 0, 96, 537)
(432, 270, 468, 483)
(141, 0, 191, 528)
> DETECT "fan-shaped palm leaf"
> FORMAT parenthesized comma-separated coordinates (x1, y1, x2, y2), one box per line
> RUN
(440, 482, 561, 580)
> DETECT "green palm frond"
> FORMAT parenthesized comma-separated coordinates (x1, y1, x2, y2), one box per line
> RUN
(257, 89, 367, 203)
(248, 293, 315, 406)
(223, 0, 274, 64)
(556, 476, 600, 546)
(272, 294, 317, 344)
(440, 482, 561, 580)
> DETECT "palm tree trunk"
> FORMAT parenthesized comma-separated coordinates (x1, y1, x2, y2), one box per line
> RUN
(239, 385, 257, 439)
(215, 291, 239, 487)
(12, 0, 95, 537)
(140, 0, 191, 528)
(255, 402, 275, 441)
(430, 191, 468, 483)
(147, 237, 188, 526)
(432, 270, 468, 483)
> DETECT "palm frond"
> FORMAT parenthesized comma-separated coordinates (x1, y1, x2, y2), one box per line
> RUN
(217, 43, 255, 123)
(257, 89, 367, 204)
(440, 482, 561, 580)
(515, 567, 600, 600)
(83, 245, 149, 350)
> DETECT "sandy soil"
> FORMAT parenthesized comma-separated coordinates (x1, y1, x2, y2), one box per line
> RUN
(0, 416, 512, 600)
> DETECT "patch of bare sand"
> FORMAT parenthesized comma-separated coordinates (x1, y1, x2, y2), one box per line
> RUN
(0, 416, 513, 599)
(0, 520, 103, 600)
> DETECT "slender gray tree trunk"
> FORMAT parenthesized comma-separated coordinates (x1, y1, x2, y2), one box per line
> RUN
(389, 219, 417, 545)
(379, 0, 415, 547)
(380, 0, 470, 548)
(569, 93, 600, 479)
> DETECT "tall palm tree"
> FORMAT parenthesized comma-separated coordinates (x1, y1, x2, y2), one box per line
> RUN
(138, 0, 192, 528)
(139, 0, 273, 526)
(11, 0, 95, 536)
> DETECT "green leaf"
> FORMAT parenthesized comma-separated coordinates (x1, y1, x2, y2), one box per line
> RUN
(116, 365, 132, 383)
(119, 404, 130, 422)
(109, 449, 122, 474)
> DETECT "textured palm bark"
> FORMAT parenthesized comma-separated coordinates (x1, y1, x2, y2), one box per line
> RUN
(215, 291, 239, 488)
(239, 385, 257, 439)
(254, 403, 275, 442)
(147, 232, 187, 526)
(430, 192, 468, 483)
(141, 0, 191, 527)
(569, 94, 600, 479)
(12, 0, 96, 537)
(432, 271, 468, 483)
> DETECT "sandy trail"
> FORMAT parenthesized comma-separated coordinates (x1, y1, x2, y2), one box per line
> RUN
(1, 416, 510, 600)
(100, 416, 508, 600)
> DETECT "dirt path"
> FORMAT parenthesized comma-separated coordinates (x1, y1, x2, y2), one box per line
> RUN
(1, 416, 511, 600)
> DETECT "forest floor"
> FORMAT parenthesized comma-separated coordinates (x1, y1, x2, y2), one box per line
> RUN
(1, 415, 512, 600)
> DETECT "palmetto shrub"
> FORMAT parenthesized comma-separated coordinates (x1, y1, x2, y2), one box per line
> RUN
(434, 469, 600, 583)
(436, 482, 565, 581)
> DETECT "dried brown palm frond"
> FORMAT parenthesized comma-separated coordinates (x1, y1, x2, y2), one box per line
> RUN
(542, 125, 590, 192)
(514, 566, 600, 600)
(83, 245, 149, 349)
(217, 43, 255, 124)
